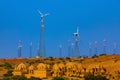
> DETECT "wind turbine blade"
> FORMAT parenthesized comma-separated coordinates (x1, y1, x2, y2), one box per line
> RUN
(44, 13, 49, 16)
(37, 9, 43, 15)
(77, 27, 79, 34)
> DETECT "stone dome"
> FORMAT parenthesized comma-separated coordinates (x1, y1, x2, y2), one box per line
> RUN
(17, 63, 27, 71)
(66, 62, 74, 68)
(37, 63, 46, 70)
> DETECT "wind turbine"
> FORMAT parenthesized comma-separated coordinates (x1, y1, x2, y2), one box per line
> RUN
(37, 9, 49, 18)
(18, 40, 22, 58)
(29, 42, 32, 58)
(89, 42, 92, 56)
(71, 43, 74, 57)
(113, 42, 117, 54)
(37, 9, 49, 57)
(59, 44, 62, 58)
(73, 27, 79, 37)
(73, 27, 79, 57)
(103, 39, 107, 53)
(94, 41, 98, 55)
(68, 40, 71, 57)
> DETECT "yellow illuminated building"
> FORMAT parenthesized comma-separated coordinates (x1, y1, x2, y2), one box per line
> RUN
(12, 63, 27, 76)
(13, 63, 51, 79)
(12, 61, 111, 79)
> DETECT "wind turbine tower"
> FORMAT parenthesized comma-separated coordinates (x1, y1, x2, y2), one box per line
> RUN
(18, 40, 22, 58)
(37, 9, 49, 57)
(73, 27, 79, 57)
(59, 44, 62, 58)
(89, 42, 92, 56)
(29, 42, 32, 58)
(71, 43, 74, 57)
(94, 41, 98, 55)
(113, 42, 117, 54)
(37, 43, 40, 57)
(103, 39, 107, 53)
(68, 40, 71, 57)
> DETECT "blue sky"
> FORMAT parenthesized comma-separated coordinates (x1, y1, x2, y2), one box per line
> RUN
(0, 0, 120, 58)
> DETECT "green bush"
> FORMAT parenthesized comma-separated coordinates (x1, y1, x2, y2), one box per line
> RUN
(4, 62, 13, 69)
(3, 70, 13, 77)
(95, 75, 108, 80)
(35, 60, 41, 63)
(2, 77, 10, 80)
(84, 73, 108, 80)
(28, 77, 41, 80)
(11, 75, 27, 80)
(3, 75, 42, 80)
(66, 57, 70, 59)
(52, 77, 65, 80)
(99, 53, 107, 56)
(92, 54, 98, 58)
(84, 73, 95, 80)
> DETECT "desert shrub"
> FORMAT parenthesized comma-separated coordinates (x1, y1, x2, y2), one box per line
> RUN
(35, 60, 41, 63)
(52, 77, 65, 80)
(3, 70, 13, 77)
(92, 54, 98, 58)
(11, 75, 27, 80)
(28, 77, 41, 80)
(48, 56, 54, 61)
(49, 56, 53, 59)
(99, 53, 107, 56)
(2, 77, 10, 80)
(84, 73, 95, 80)
(84, 73, 108, 80)
(66, 57, 70, 59)
(3, 75, 41, 80)
(83, 56, 88, 58)
(0, 64, 4, 67)
(26, 61, 35, 65)
(79, 59, 84, 63)
(95, 75, 108, 80)
(4, 62, 13, 69)
(59, 58, 64, 61)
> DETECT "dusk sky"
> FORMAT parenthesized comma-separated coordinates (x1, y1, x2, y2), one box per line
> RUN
(0, 0, 120, 58)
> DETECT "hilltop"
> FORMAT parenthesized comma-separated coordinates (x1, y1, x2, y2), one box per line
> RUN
(0, 54, 120, 80)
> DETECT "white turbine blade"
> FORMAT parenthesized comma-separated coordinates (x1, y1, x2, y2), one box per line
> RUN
(37, 9, 43, 15)
(44, 13, 49, 16)
(77, 27, 79, 34)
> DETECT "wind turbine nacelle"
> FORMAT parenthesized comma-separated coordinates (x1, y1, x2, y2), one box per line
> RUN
(73, 33, 79, 36)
